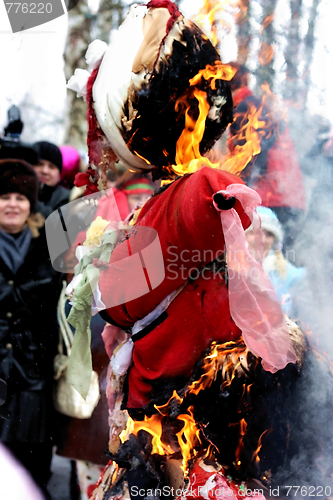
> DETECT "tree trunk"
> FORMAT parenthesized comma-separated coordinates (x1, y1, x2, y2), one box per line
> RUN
(283, 0, 303, 101)
(64, 0, 92, 152)
(236, 0, 251, 65)
(301, 0, 321, 110)
(255, 0, 278, 91)
(96, 0, 125, 44)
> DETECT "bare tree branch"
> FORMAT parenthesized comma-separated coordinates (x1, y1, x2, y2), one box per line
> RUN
(64, 0, 92, 151)
(301, 0, 321, 109)
(283, 0, 303, 101)
(236, 0, 252, 65)
(255, 0, 278, 91)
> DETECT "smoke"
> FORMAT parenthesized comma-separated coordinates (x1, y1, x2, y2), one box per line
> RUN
(273, 351, 333, 493)
(272, 107, 333, 493)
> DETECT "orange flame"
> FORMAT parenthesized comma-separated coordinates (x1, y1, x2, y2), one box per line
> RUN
(190, 62, 237, 88)
(119, 413, 134, 444)
(186, 340, 249, 396)
(258, 42, 274, 66)
(117, 341, 255, 481)
(173, 62, 236, 176)
(224, 103, 265, 174)
(235, 418, 248, 467)
(133, 414, 175, 455)
(193, 0, 240, 47)
(120, 401, 201, 476)
(173, 62, 283, 178)
(175, 88, 210, 168)
(224, 82, 281, 175)
(252, 430, 269, 464)
(176, 406, 201, 475)
(155, 389, 183, 416)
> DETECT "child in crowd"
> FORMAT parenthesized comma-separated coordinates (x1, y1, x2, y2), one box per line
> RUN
(247, 206, 313, 324)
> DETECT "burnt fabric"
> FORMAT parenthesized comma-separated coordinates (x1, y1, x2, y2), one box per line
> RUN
(229, 88, 306, 211)
(98, 167, 251, 408)
(90, 2, 233, 178)
(120, 21, 233, 173)
(0, 226, 62, 443)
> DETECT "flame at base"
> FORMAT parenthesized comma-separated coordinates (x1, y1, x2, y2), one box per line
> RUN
(119, 339, 255, 478)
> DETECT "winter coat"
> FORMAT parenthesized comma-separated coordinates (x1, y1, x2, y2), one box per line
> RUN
(36, 183, 70, 218)
(0, 226, 62, 443)
(262, 250, 319, 332)
(263, 251, 306, 316)
(55, 306, 110, 465)
(229, 88, 306, 211)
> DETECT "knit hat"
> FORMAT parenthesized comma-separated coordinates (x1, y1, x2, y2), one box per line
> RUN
(59, 145, 80, 187)
(0, 159, 39, 212)
(122, 177, 155, 195)
(257, 206, 284, 246)
(34, 141, 63, 172)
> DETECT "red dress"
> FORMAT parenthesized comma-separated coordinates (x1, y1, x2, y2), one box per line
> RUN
(99, 167, 251, 408)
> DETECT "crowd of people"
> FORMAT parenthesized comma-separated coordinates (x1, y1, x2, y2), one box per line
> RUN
(0, 126, 160, 498)
(0, 10, 332, 500)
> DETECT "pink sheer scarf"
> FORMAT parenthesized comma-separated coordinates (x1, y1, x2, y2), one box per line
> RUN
(213, 184, 296, 372)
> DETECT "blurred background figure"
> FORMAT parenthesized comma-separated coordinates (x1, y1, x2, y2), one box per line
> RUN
(33, 141, 70, 218)
(96, 172, 157, 224)
(63, 171, 157, 277)
(0, 105, 38, 166)
(301, 116, 333, 220)
(228, 63, 306, 251)
(59, 145, 81, 190)
(0, 155, 62, 498)
(294, 116, 333, 345)
(56, 170, 157, 500)
(246, 207, 317, 332)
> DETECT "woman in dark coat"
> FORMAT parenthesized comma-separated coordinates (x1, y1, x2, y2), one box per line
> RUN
(0, 159, 62, 495)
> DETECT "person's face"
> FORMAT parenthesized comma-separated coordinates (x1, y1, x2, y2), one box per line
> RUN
(127, 193, 151, 212)
(246, 228, 275, 258)
(0, 192, 31, 234)
(34, 159, 60, 187)
(106, 179, 116, 189)
(262, 229, 275, 256)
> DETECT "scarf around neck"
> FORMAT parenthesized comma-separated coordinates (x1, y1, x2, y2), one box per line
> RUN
(0, 226, 32, 275)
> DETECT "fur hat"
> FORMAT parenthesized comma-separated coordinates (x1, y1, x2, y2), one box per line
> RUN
(0, 159, 39, 212)
(257, 206, 284, 246)
(34, 141, 63, 172)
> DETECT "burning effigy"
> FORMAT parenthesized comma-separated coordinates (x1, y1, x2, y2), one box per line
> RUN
(65, 1, 324, 499)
